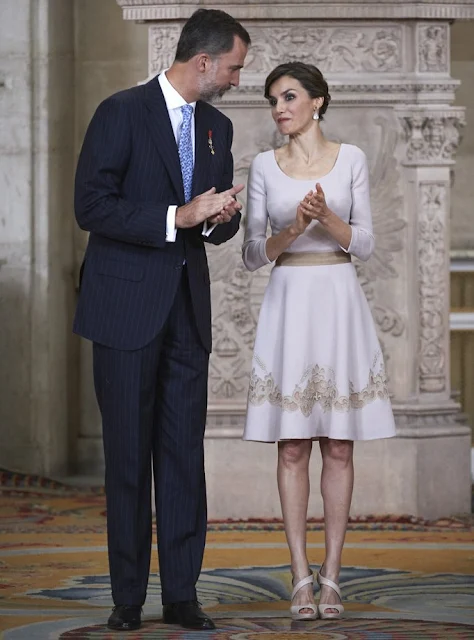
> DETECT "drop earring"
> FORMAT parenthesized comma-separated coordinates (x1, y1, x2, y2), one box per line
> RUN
(313, 109, 319, 121)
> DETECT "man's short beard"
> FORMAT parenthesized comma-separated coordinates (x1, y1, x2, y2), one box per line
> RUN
(198, 63, 230, 103)
(199, 84, 230, 103)
(198, 84, 221, 103)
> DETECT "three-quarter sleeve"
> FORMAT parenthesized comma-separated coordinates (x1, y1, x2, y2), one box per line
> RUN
(342, 148, 375, 262)
(242, 154, 272, 271)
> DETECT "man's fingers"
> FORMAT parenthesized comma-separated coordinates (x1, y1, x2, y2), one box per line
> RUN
(210, 213, 232, 224)
(226, 183, 245, 197)
(198, 188, 243, 220)
(224, 201, 242, 213)
(224, 195, 236, 206)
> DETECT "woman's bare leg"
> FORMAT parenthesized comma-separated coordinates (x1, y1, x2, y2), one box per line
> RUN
(318, 437, 354, 613)
(277, 439, 314, 613)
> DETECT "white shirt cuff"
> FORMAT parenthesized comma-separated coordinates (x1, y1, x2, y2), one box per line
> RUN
(166, 205, 177, 242)
(202, 221, 217, 237)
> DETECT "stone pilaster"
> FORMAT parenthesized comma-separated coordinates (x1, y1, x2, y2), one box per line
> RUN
(399, 109, 465, 397)
(0, 0, 77, 476)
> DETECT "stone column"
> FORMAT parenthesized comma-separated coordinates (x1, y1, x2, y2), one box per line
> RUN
(0, 0, 77, 476)
(114, 0, 473, 518)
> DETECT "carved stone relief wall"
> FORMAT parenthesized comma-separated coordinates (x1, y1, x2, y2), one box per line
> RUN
(199, 16, 463, 415)
(147, 23, 407, 77)
(243, 24, 404, 73)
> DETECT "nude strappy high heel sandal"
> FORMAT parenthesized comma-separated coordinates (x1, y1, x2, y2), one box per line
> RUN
(317, 570, 344, 619)
(290, 573, 318, 621)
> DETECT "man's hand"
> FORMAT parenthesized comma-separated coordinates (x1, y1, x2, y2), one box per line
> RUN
(175, 185, 245, 229)
(207, 196, 242, 225)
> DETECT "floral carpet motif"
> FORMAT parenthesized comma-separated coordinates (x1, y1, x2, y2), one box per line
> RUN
(1, 467, 471, 534)
(1, 468, 473, 639)
(57, 618, 474, 639)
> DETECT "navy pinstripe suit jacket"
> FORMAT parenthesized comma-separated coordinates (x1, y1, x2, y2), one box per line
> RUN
(73, 76, 241, 352)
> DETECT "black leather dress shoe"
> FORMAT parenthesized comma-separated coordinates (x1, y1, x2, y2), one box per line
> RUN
(162, 600, 216, 630)
(107, 605, 142, 631)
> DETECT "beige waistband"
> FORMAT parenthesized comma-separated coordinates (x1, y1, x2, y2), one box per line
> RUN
(275, 251, 351, 267)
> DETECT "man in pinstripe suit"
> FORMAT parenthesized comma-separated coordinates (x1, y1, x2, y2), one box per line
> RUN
(73, 9, 250, 632)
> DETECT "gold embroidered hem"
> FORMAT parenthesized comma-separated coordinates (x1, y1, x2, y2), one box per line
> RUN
(248, 356, 390, 417)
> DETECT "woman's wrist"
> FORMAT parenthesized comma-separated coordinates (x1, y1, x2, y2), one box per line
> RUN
(287, 224, 302, 239)
(317, 209, 335, 228)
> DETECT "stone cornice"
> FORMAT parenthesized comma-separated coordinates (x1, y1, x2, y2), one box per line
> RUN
(116, 1, 474, 21)
(207, 80, 460, 107)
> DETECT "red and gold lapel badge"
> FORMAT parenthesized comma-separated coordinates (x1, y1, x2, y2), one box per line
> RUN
(208, 130, 215, 155)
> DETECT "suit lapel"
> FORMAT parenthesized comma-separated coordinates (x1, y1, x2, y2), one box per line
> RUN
(192, 102, 212, 199)
(144, 77, 185, 204)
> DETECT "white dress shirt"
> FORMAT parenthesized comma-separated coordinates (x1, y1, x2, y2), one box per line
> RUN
(159, 71, 214, 241)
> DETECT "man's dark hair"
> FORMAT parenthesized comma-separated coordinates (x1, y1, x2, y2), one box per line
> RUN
(175, 9, 251, 62)
(264, 62, 331, 121)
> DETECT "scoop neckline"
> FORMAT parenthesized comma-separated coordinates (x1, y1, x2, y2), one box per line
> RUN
(272, 143, 344, 182)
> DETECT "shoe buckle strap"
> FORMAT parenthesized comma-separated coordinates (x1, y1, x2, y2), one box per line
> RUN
(318, 573, 341, 599)
(291, 573, 314, 600)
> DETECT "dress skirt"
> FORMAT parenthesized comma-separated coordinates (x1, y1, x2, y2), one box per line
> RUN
(243, 259, 396, 442)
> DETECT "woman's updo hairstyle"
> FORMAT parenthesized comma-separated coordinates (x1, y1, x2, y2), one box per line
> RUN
(264, 61, 331, 121)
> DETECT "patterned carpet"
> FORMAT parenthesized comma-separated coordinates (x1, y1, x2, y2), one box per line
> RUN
(1, 468, 474, 639)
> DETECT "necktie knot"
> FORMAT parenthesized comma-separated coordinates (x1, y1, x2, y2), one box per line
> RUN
(181, 104, 193, 120)
(179, 104, 194, 203)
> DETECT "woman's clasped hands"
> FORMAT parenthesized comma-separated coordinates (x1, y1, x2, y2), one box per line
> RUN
(294, 182, 331, 235)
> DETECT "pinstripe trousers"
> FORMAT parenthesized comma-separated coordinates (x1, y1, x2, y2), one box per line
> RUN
(93, 269, 209, 606)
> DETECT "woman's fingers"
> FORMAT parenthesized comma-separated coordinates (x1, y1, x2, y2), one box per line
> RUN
(301, 200, 323, 217)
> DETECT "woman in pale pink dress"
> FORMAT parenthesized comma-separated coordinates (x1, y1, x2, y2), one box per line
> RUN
(242, 62, 396, 620)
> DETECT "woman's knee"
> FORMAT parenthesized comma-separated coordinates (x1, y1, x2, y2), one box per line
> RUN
(278, 439, 312, 467)
(321, 438, 353, 466)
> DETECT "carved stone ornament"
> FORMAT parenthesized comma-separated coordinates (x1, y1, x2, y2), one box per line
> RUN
(148, 25, 181, 75)
(244, 25, 402, 74)
(417, 23, 448, 73)
(399, 111, 465, 165)
(418, 183, 447, 394)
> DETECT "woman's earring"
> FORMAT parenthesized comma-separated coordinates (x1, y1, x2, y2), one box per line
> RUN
(313, 109, 319, 121)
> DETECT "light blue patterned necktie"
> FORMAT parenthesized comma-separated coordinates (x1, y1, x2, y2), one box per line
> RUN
(178, 104, 194, 203)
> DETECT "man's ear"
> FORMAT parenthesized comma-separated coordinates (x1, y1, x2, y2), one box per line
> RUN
(195, 53, 211, 73)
